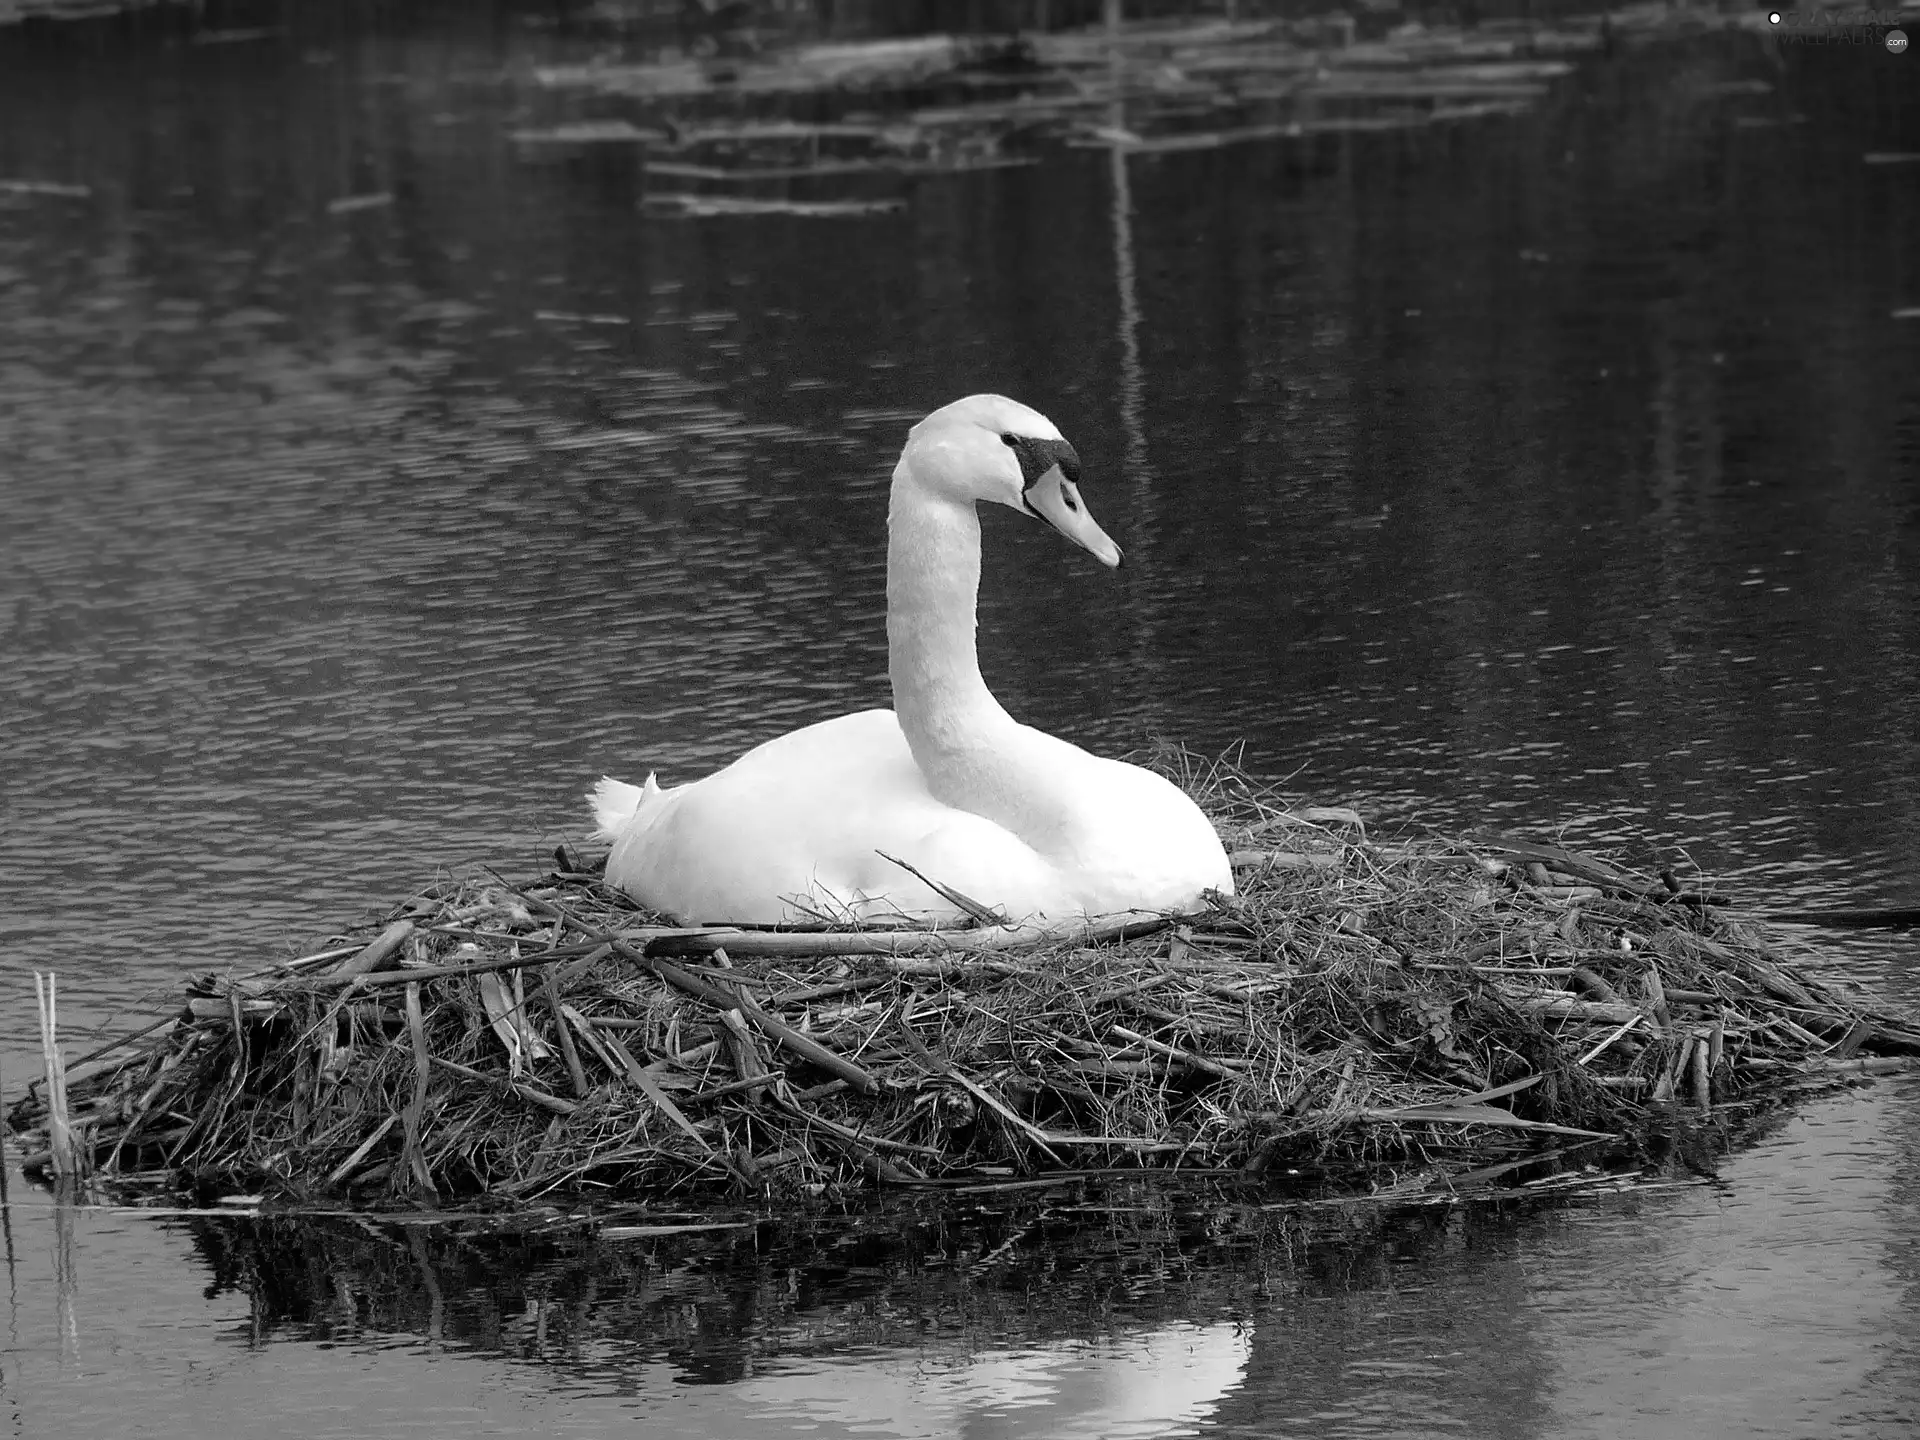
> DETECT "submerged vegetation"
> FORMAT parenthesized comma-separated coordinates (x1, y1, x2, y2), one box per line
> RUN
(13, 760, 1918, 1209)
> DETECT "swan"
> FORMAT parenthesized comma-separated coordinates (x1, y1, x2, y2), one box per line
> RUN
(589, 394, 1233, 928)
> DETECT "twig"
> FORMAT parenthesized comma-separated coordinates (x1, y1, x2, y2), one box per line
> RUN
(642, 911, 1175, 958)
(769, 975, 895, 1005)
(329, 920, 414, 981)
(686, 1074, 781, 1104)
(717, 1010, 769, 1088)
(545, 970, 590, 1099)
(1644, 964, 1673, 1039)
(1578, 1015, 1643, 1066)
(326, 1114, 399, 1187)
(1108, 1024, 1248, 1081)
(772, 1091, 943, 1159)
(1520, 996, 1642, 1025)
(305, 941, 611, 990)
(427, 1055, 576, 1115)
(1227, 849, 1341, 871)
(1347, 1105, 1613, 1140)
(876, 850, 1009, 926)
(595, 1030, 713, 1154)
(947, 1071, 1065, 1166)
(401, 984, 437, 1198)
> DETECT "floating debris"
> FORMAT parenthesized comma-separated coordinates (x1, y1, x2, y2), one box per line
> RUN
(326, 191, 395, 215)
(666, 119, 895, 143)
(10, 761, 1916, 1208)
(645, 154, 1035, 181)
(536, 34, 1033, 100)
(509, 120, 671, 146)
(488, 6, 1800, 193)
(504, 12, 1633, 195)
(640, 192, 905, 218)
(189, 26, 279, 45)
(534, 309, 635, 326)
(0, 178, 91, 198)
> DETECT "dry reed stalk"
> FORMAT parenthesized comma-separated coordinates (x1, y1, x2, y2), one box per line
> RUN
(33, 973, 73, 1180)
(545, 969, 590, 1099)
(402, 983, 436, 1198)
(331, 920, 414, 981)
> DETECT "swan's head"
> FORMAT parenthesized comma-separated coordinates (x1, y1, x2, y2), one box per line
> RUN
(903, 394, 1123, 568)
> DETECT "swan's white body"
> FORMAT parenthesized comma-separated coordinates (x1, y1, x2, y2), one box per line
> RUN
(592, 395, 1233, 928)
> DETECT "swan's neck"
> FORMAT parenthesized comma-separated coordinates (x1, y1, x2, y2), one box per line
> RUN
(886, 465, 1015, 776)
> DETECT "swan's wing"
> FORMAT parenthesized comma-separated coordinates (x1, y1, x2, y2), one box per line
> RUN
(607, 710, 951, 923)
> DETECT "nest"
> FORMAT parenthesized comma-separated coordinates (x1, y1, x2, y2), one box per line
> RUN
(14, 765, 1920, 1207)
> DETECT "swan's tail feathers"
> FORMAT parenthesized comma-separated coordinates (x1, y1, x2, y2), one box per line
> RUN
(590, 772, 662, 840)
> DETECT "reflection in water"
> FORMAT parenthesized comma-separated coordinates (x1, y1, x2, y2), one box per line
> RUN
(6, 1086, 1917, 1440)
(0, 8, 1917, 1440)
(1525, 1085, 1920, 1440)
(740, 1325, 1248, 1439)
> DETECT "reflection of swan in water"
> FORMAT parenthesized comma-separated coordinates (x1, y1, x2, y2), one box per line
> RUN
(729, 1320, 1249, 1438)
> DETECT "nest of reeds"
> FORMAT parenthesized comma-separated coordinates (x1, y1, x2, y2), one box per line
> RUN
(14, 766, 1920, 1206)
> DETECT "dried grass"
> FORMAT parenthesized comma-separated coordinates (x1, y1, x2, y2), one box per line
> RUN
(12, 759, 1918, 1207)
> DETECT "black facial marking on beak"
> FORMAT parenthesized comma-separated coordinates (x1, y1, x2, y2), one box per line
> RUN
(1002, 434, 1082, 492)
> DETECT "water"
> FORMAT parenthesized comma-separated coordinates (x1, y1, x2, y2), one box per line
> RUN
(4, 1087, 1918, 1437)
(0, 3, 1917, 1435)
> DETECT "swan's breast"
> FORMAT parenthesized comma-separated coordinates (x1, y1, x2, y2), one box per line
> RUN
(1018, 742, 1233, 911)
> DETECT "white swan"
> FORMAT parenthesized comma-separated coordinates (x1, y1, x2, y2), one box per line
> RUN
(590, 394, 1233, 928)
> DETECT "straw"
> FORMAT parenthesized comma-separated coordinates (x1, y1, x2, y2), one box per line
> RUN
(6, 755, 1917, 1204)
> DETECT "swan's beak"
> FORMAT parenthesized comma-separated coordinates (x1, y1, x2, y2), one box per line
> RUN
(1025, 466, 1123, 569)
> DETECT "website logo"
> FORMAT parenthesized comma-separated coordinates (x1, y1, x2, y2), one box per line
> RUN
(1766, 9, 1911, 46)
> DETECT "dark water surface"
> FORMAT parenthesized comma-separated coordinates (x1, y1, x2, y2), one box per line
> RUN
(1, 4, 1918, 1436)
